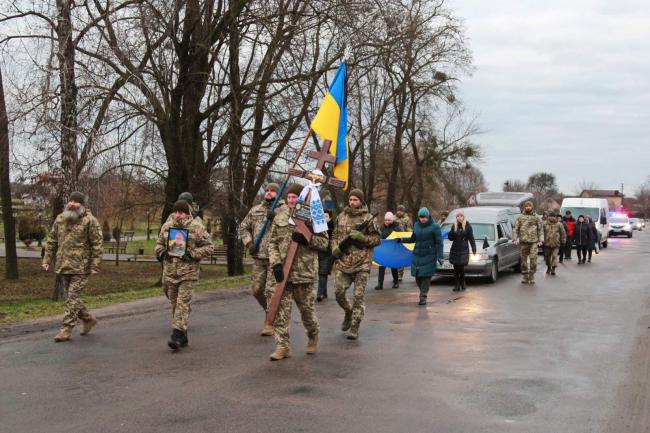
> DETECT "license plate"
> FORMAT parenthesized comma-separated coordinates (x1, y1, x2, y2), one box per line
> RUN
(440, 260, 453, 270)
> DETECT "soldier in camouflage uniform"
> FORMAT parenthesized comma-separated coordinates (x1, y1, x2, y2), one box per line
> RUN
(239, 183, 285, 336)
(331, 189, 381, 340)
(155, 200, 214, 351)
(395, 205, 412, 282)
(267, 184, 328, 361)
(42, 192, 103, 342)
(513, 201, 544, 284)
(543, 212, 567, 276)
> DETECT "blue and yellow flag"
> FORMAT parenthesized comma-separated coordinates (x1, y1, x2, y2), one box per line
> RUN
(311, 63, 349, 189)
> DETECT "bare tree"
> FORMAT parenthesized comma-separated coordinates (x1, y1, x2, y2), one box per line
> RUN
(0, 67, 18, 279)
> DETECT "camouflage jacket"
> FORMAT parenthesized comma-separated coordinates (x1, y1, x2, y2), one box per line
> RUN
(395, 214, 413, 232)
(43, 210, 103, 275)
(332, 205, 381, 274)
(514, 213, 544, 243)
(239, 199, 286, 260)
(543, 221, 567, 248)
(155, 214, 214, 283)
(267, 207, 328, 284)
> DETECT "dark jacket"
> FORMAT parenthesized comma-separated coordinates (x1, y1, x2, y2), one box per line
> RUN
(573, 221, 592, 246)
(318, 220, 335, 276)
(588, 221, 599, 250)
(448, 222, 477, 266)
(379, 221, 402, 239)
(401, 217, 443, 278)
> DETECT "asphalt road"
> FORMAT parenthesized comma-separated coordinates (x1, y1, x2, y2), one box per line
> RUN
(1, 231, 650, 433)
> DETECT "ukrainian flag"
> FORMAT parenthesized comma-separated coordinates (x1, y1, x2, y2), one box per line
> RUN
(311, 63, 349, 189)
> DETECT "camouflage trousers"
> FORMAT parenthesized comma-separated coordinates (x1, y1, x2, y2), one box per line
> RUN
(61, 274, 93, 328)
(164, 279, 196, 331)
(520, 242, 538, 278)
(543, 246, 560, 269)
(335, 270, 369, 330)
(250, 258, 269, 311)
(273, 282, 319, 349)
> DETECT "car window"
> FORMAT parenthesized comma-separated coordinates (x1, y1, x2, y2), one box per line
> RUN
(497, 224, 504, 239)
(500, 221, 512, 238)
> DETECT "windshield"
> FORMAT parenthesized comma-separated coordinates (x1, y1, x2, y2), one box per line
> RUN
(610, 217, 629, 224)
(441, 223, 495, 241)
(561, 207, 599, 220)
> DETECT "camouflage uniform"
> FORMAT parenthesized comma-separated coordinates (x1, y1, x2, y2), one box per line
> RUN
(543, 220, 566, 271)
(513, 213, 544, 283)
(155, 214, 214, 331)
(332, 206, 381, 334)
(267, 207, 328, 350)
(239, 199, 285, 311)
(395, 213, 412, 280)
(43, 209, 103, 331)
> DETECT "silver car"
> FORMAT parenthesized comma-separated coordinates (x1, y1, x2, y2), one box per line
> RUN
(437, 207, 522, 283)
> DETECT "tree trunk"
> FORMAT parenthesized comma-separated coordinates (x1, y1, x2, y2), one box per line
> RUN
(0, 68, 18, 280)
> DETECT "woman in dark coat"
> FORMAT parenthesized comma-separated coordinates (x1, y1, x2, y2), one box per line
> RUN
(447, 210, 477, 292)
(316, 210, 334, 302)
(397, 207, 443, 305)
(573, 215, 592, 264)
(586, 216, 599, 263)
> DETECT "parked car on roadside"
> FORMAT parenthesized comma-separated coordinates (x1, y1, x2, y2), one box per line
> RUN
(630, 218, 643, 231)
(609, 214, 633, 238)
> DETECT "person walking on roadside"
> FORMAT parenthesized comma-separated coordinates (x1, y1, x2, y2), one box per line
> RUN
(331, 189, 381, 340)
(558, 216, 569, 264)
(573, 215, 592, 264)
(396, 208, 443, 305)
(316, 209, 334, 302)
(375, 212, 402, 290)
(239, 183, 285, 335)
(543, 212, 566, 275)
(586, 216, 599, 263)
(562, 211, 576, 260)
(395, 205, 412, 282)
(513, 201, 544, 284)
(42, 192, 103, 343)
(155, 200, 214, 351)
(447, 210, 476, 292)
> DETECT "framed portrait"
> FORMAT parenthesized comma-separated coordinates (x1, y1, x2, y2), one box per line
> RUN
(167, 228, 189, 258)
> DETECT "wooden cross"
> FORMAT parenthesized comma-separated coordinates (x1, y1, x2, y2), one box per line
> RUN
(266, 140, 346, 324)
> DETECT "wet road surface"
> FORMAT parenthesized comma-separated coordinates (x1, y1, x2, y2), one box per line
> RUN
(1, 231, 649, 433)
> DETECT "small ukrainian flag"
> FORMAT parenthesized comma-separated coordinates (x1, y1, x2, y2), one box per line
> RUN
(311, 63, 349, 189)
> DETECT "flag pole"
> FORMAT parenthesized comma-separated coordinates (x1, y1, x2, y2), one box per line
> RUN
(251, 128, 313, 252)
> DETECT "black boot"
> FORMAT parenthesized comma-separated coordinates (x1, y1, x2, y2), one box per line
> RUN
(391, 281, 399, 289)
(453, 278, 460, 292)
(168, 329, 184, 351)
(180, 330, 189, 347)
(461, 278, 466, 291)
(546, 266, 551, 274)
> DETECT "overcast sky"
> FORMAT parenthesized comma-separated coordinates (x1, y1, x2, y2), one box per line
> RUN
(448, 0, 650, 196)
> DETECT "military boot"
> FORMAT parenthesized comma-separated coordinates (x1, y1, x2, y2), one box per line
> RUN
(521, 273, 529, 284)
(306, 334, 319, 355)
(261, 322, 273, 336)
(550, 266, 556, 276)
(54, 327, 72, 342)
(180, 330, 189, 347)
(546, 266, 551, 274)
(347, 327, 359, 340)
(341, 310, 352, 331)
(79, 317, 98, 336)
(269, 345, 291, 361)
(168, 329, 184, 351)
(528, 274, 536, 285)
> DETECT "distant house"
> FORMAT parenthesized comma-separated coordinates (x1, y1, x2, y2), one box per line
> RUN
(580, 189, 624, 210)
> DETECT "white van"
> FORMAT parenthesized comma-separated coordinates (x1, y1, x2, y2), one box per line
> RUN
(560, 197, 610, 248)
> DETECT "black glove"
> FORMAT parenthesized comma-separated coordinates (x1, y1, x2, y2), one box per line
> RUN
(248, 244, 259, 255)
(266, 210, 275, 221)
(181, 251, 194, 262)
(272, 264, 284, 283)
(157, 250, 168, 262)
(291, 232, 309, 245)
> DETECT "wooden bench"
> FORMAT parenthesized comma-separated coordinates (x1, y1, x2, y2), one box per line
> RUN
(103, 241, 128, 254)
(210, 245, 228, 264)
(122, 231, 135, 242)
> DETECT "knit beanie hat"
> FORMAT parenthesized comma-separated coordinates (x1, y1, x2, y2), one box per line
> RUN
(266, 183, 280, 193)
(397, 204, 406, 212)
(384, 211, 395, 222)
(172, 200, 191, 214)
(418, 207, 430, 218)
(178, 192, 194, 203)
(349, 188, 365, 202)
(286, 183, 304, 197)
(69, 191, 86, 205)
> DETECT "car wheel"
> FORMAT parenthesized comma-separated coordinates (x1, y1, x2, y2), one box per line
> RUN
(487, 258, 498, 284)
